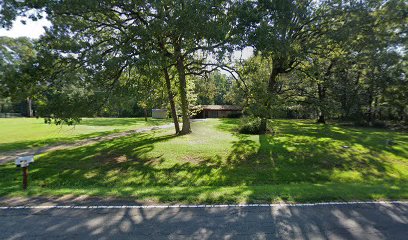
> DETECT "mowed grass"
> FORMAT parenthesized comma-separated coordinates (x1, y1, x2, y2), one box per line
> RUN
(0, 119, 407, 203)
(0, 117, 171, 152)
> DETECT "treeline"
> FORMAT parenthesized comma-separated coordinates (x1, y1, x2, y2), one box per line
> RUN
(0, 0, 406, 133)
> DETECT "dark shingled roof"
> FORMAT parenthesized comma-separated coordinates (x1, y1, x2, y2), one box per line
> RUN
(198, 105, 243, 111)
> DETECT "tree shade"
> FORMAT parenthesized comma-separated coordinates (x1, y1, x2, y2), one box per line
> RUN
(0, 0, 406, 131)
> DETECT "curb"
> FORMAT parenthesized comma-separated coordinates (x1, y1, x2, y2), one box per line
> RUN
(1, 201, 407, 210)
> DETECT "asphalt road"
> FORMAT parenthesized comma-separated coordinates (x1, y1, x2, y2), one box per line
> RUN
(0, 202, 407, 239)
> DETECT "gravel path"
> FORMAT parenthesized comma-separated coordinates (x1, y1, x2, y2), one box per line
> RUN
(0, 123, 177, 165)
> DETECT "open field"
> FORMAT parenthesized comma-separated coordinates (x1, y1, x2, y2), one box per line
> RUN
(0, 117, 171, 152)
(0, 119, 407, 203)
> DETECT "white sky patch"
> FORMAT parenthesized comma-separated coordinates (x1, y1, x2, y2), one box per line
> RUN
(0, 17, 51, 39)
(0, 16, 253, 76)
(232, 47, 254, 61)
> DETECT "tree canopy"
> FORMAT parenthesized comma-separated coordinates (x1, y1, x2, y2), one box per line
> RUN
(0, 0, 406, 132)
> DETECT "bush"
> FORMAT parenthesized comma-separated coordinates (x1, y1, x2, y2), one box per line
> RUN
(227, 112, 242, 118)
(372, 120, 387, 128)
(238, 117, 273, 134)
(353, 120, 369, 127)
(353, 119, 387, 128)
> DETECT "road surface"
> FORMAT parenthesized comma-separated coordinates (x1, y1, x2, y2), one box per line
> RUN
(0, 201, 407, 239)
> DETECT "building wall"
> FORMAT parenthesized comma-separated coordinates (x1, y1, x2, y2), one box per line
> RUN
(152, 109, 168, 119)
(202, 110, 241, 118)
(192, 108, 242, 119)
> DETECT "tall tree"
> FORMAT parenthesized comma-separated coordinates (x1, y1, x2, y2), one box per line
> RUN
(2, 0, 234, 134)
(237, 0, 341, 132)
(0, 37, 40, 117)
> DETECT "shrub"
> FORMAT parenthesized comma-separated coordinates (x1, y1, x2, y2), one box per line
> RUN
(353, 120, 369, 127)
(372, 120, 387, 128)
(227, 112, 242, 118)
(238, 117, 273, 134)
(353, 119, 387, 128)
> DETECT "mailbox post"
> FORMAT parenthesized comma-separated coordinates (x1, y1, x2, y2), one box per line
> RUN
(15, 156, 34, 191)
(21, 160, 29, 190)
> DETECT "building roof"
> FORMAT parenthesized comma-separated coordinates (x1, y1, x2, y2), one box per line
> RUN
(197, 105, 243, 111)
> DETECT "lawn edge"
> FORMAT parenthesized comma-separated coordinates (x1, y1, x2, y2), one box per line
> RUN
(0, 196, 407, 208)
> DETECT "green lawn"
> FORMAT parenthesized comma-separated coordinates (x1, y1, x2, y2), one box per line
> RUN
(0, 117, 171, 152)
(0, 118, 407, 203)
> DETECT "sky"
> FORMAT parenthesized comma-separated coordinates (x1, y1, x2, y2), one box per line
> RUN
(0, 17, 51, 38)
(0, 16, 253, 60)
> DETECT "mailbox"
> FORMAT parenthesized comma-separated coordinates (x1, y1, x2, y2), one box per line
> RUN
(15, 155, 34, 167)
(15, 155, 34, 190)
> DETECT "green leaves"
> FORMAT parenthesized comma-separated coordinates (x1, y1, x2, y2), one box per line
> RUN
(1, 0, 406, 126)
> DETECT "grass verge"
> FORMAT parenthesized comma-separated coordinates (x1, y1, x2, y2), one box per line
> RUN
(0, 117, 171, 152)
(0, 118, 407, 203)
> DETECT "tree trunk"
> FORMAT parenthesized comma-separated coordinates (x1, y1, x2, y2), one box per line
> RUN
(268, 66, 279, 93)
(259, 118, 267, 134)
(258, 66, 280, 133)
(367, 91, 374, 126)
(176, 55, 191, 134)
(163, 67, 180, 134)
(317, 83, 326, 124)
(26, 97, 33, 117)
(316, 61, 334, 124)
(144, 108, 148, 121)
(373, 96, 378, 120)
(317, 115, 326, 124)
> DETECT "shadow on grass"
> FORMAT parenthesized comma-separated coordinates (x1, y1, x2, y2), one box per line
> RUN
(0, 118, 407, 203)
(0, 130, 119, 153)
(271, 119, 408, 159)
(214, 118, 240, 132)
(79, 118, 169, 127)
(226, 134, 399, 184)
(0, 118, 172, 153)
